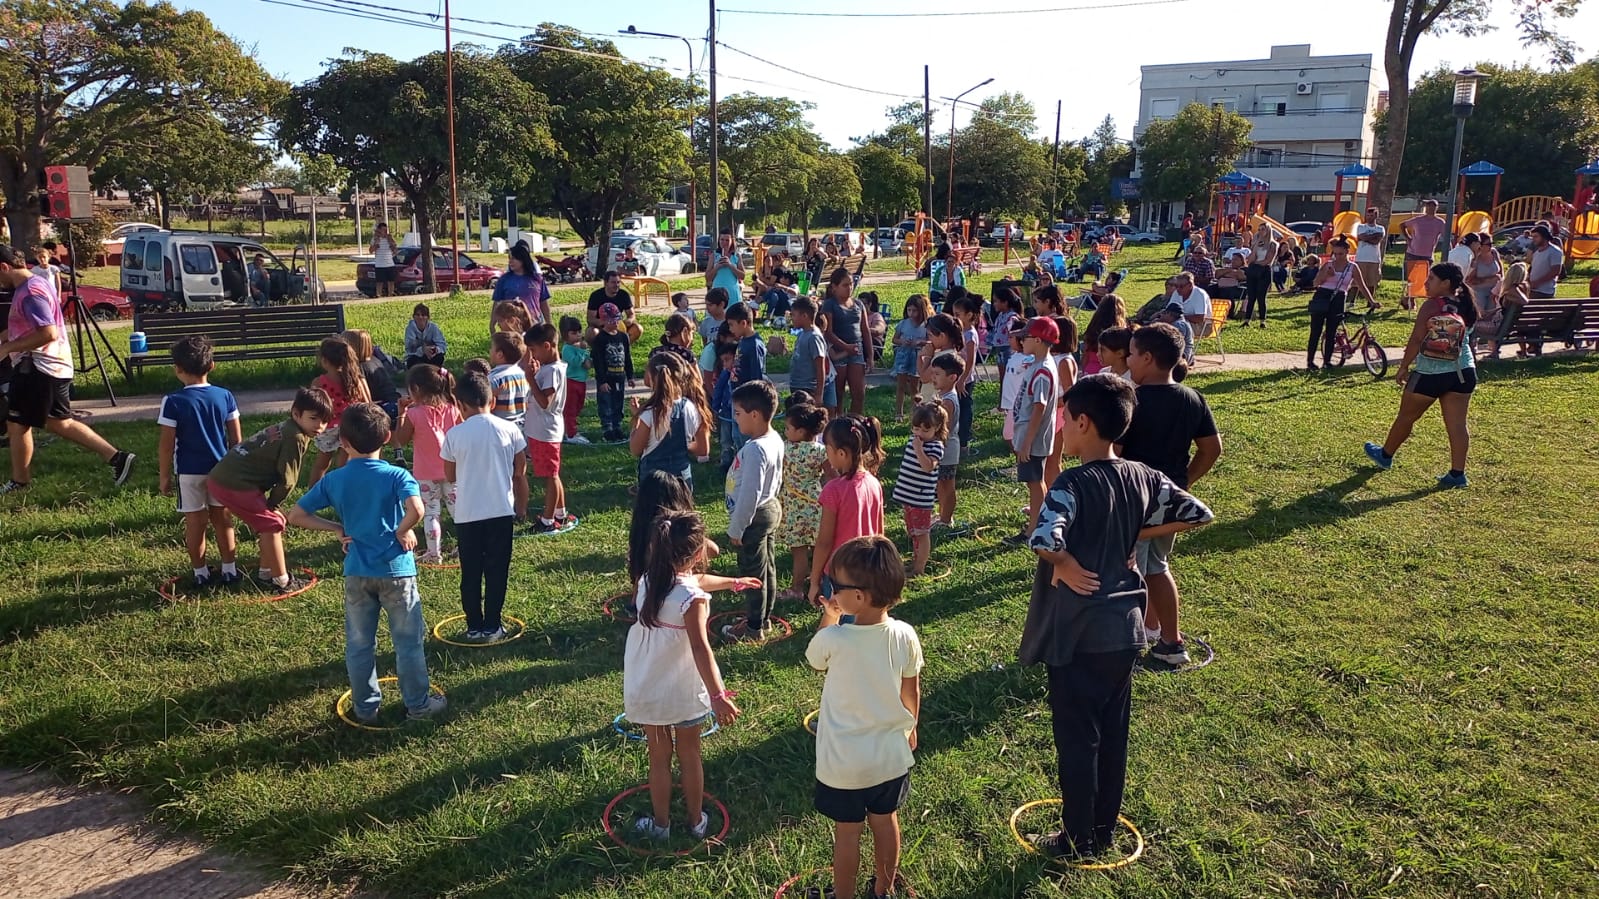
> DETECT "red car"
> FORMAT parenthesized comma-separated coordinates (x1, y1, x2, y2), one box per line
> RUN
(356, 247, 503, 297)
(64, 284, 132, 322)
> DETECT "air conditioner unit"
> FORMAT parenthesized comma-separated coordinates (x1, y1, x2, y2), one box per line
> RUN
(1344, 140, 1357, 150)
(1295, 81, 1315, 95)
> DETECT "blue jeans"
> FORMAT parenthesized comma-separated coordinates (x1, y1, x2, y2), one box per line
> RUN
(597, 378, 626, 434)
(344, 575, 432, 716)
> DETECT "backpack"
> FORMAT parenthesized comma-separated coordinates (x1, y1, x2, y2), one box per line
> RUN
(1420, 301, 1468, 363)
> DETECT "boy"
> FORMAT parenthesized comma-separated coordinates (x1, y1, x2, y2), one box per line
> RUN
(157, 335, 242, 588)
(287, 403, 446, 722)
(440, 373, 528, 643)
(722, 380, 785, 642)
(206, 387, 333, 594)
(726, 302, 766, 385)
(403, 303, 447, 370)
(890, 403, 947, 577)
(1005, 316, 1060, 547)
(698, 288, 730, 397)
(788, 297, 836, 410)
(926, 352, 965, 528)
(590, 302, 635, 442)
(1153, 302, 1196, 366)
(521, 323, 570, 534)
(1023, 374, 1213, 858)
(713, 344, 739, 471)
(488, 332, 529, 429)
(807, 536, 923, 899)
(1118, 323, 1221, 666)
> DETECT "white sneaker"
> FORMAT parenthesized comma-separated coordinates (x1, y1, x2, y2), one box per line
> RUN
(566, 434, 592, 445)
(481, 627, 507, 643)
(687, 811, 710, 840)
(417, 551, 443, 565)
(634, 816, 671, 840)
(1143, 626, 1163, 646)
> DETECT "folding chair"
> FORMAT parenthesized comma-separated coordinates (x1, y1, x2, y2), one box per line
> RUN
(1199, 298, 1230, 362)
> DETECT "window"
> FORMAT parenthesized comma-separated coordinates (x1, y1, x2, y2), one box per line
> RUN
(1209, 97, 1237, 112)
(1254, 145, 1282, 168)
(178, 245, 216, 275)
(145, 243, 164, 272)
(1149, 97, 1178, 120)
(1259, 95, 1287, 116)
(121, 239, 145, 271)
(1319, 92, 1349, 112)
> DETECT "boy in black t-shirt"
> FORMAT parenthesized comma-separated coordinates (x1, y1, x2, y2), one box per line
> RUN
(1023, 374, 1213, 858)
(1118, 323, 1222, 666)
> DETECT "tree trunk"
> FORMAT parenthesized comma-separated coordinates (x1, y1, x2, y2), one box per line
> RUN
(1369, 51, 1413, 217)
(874, 209, 882, 259)
(158, 188, 172, 230)
(2, 207, 41, 250)
(414, 202, 436, 294)
(1, 153, 44, 247)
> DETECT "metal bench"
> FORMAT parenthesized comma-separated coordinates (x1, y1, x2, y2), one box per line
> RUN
(129, 304, 348, 375)
(1495, 295, 1598, 352)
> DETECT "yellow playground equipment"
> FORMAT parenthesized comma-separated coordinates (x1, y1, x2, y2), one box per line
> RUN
(626, 275, 671, 315)
(1571, 211, 1599, 262)
(1248, 213, 1306, 250)
(1331, 210, 1362, 243)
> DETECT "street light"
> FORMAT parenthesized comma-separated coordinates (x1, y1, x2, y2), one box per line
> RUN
(942, 77, 993, 227)
(622, 26, 697, 250)
(1446, 68, 1482, 241)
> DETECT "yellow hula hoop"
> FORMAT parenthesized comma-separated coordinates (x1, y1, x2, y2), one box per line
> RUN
(914, 560, 952, 583)
(430, 614, 527, 647)
(335, 676, 446, 732)
(1008, 799, 1145, 871)
(802, 709, 819, 735)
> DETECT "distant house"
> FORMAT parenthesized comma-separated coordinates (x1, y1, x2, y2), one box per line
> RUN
(254, 186, 345, 219)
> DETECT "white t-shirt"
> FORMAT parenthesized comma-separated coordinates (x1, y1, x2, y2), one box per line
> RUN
(1527, 243, 1564, 294)
(1000, 352, 1033, 411)
(623, 574, 712, 726)
(439, 413, 524, 522)
(1170, 285, 1212, 318)
(1446, 243, 1474, 273)
(637, 400, 704, 455)
(523, 360, 566, 444)
(1354, 223, 1386, 263)
(805, 618, 924, 789)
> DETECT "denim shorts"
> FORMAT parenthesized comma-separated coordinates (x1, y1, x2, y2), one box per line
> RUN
(892, 347, 920, 376)
(1134, 533, 1177, 576)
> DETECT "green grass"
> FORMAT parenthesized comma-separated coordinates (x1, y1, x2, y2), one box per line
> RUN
(4, 344, 1599, 896)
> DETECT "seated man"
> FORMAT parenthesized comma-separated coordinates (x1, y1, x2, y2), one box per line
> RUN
(763, 270, 797, 327)
(1037, 239, 1065, 277)
(248, 253, 272, 307)
(1079, 246, 1106, 279)
(1287, 254, 1321, 295)
(1181, 244, 1215, 289)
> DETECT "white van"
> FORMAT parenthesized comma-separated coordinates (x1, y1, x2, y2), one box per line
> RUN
(119, 231, 323, 312)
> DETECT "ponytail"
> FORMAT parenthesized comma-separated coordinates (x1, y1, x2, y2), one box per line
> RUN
(638, 509, 705, 629)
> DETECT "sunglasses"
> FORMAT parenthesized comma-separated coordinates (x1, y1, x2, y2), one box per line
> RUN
(828, 578, 867, 594)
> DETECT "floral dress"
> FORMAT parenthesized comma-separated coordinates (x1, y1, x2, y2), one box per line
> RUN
(777, 438, 827, 549)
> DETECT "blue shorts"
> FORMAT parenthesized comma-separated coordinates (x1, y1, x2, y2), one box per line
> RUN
(891, 346, 920, 376)
(791, 380, 837, 408)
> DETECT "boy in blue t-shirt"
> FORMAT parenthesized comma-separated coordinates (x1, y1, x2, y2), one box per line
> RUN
(156, 336, 242, 588)
(287, 403, 446, 723)
(726, 302, 766, 385)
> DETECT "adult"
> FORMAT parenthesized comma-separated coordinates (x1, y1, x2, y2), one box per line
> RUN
(248, 253, 272, 307)
(1402, 199, 1447, 265)
(818, 267, 870, 415)
(586, 270, 642, 341)
(1463, 233, 1502, 317)
(1036, 238, 1064, 276)
(1525, 225, 1563, 299)
(1180, 244, 1215, 289)
(802, 236, 827, 289)
(704, 230, 745, 306)
(1078, 244, 1106, 280)
(219, 247, 248, 304)
(1167, 271, 1211, 336)
(369, 222, 400, 298)
(0, 244, 134, 493)
(1353, 206, 1387, 296)
(1446, 232, 1477, 273)
(1306, 237, 1374, 371)
(1364, 263, 1477, 489)
(929, 243, 964, 310)
(1242, 221, 1278, 328)
(492, 244, 552, 328)
(1272, 240, 1297, 293)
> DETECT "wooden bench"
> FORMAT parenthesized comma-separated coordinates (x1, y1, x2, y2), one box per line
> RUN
(818, 252, 867, 286)
(1494, 296, 1599, 351)
(129, 304, 348, 375)
(953, 246, 981, 274)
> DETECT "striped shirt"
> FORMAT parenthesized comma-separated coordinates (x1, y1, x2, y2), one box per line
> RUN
(891, 438, 944, 510)
(490, 363, 529, 427)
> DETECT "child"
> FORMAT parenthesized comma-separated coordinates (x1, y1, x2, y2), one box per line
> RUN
(521, 323, 570, 534)
(1000, 319, 1032, 439)
(671, 290, 699, 325)
(464, 357, 492, 380)
(439, 373, 529, 642)
(633, 352, 711, 489)
(559, 315, 592, 444)
(712, 344, 739, 471)
(808, 415, 886, 627)
(891, 295, 929, 420)
(157, 336, 242, 588)
(698, 288, 730, 397)
(951, 296, 982, 454)
(788, 297, 835, 410)
(1044, 316, 1081, 490)
(404, 302, 447, 370)
(287, 402, 447, 722)
(309, 336, 372, 486)
(342, 328, 401, 421)
(777, 400, 830, 601)
(628, 472, 704, 582)
(653, 313, 698, 368)
(590, 302, 635, 442)
(488, 331, 529, 430)
(1096, 327, 1134, 381)
(1022, 374, 1214, 858)
(807, 535, 923, 899)
(726, 302, 766, 385)
(206, 387, 333, 594)
(721, 380, 785, 642)
(918, 312, 962, 407)
(926, 353, 965, 529)
(624, 509, 745, 841)
(988, 288, 1019, 378)
(1005, 316, 1060, 547)
(890, 403, 947, 577)
(492, 300, 533, 337)
(391, 364, 461, 563)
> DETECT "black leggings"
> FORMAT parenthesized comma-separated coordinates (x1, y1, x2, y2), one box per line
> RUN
(1243, 264, 1271, 322)
(457, 515, 513, 631)
(1306, 306, 1345, 366)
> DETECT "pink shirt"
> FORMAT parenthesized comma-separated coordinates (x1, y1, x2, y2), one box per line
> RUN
(1082, 348, 1103, 375)
(405, 402, 463, 481)
(6, 274, 70, 379)
(819, 470, 884, 565)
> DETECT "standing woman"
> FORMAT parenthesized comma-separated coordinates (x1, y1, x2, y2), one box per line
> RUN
(491, 244, 551, 329)
(370, 222, 399, 298)
(802, 237, 826, 290)
(819, 267, 870, 415)
(1364, 263, 1477, 488)
(1243, 221, 1278, 326)
(1305, 237, 1373, 371)
(1464, 233, 1501, 318)
(705, 231, 746, 306)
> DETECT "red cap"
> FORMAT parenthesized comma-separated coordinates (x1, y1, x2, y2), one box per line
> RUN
(1025, 316, 1060, 344)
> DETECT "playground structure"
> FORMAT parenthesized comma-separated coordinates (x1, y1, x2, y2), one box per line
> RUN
(1207, 171, 1270, 247)
(1330, 164, 1373, 219)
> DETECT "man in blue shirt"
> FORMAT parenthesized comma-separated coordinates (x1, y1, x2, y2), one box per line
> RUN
(288, 403, 445, 723)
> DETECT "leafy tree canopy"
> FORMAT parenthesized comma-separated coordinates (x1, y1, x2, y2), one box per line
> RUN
(1136, 103, 1253, 205)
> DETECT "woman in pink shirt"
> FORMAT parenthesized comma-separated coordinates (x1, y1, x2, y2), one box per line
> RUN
(807, 414, 885, 626)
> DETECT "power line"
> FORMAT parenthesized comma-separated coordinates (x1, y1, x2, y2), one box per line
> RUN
(715, 41, 924, 101)
(720, 0, 1197, 17)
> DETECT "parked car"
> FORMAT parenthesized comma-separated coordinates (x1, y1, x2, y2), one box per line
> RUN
(64, 284, 132, 322)
(120, 230, 325, 311)
(759, 232, 805, 260)
(822, 230, 868, 255)
(1285, 221, 1324, 240)
(980, 223, 1025, 246)
(99, 221, 160, 266)
(873, 227, 907, 254)
(588, 235, 695, 277)
(355, 246, 503, 297)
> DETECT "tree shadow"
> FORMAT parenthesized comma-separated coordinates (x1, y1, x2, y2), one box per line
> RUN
(1187, 467, 1439, 554)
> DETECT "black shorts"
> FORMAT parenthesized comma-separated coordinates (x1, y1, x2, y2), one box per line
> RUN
(814, 773, 910, 824)
(1016, 454, 1048, 483)
(374, 266, 398, 283)
(1406, 367, 1477, 398)
(7, 365, 73, 428)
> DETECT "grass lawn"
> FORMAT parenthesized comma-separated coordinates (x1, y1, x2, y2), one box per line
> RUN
(3, 345, 1598, 897)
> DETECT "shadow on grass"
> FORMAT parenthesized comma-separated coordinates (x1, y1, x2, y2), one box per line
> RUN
(1189, 467, 1440, 554)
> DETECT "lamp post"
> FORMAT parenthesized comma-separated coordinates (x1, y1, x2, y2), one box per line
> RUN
(942, 77, 993, 227)
(622, 26, 697, 250)
(1445, 68, 1481, 241)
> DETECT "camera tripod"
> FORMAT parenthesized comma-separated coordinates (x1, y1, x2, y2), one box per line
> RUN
(61, 230, 127, 405)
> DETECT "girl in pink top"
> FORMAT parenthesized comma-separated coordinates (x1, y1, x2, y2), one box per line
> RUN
(391, 364, 462, 563)
(808, 414, 886, 626)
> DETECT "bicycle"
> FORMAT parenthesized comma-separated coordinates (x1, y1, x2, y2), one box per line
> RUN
(1332, 304, 1389, 378)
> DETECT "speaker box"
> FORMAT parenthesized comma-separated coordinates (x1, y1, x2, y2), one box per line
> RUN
(44, 165, 91, 193)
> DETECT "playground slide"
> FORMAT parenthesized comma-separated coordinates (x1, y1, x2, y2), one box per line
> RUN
(1331, 210, 1362, 242)
(1455, 210, 1492, 236)
(1249, 213, 1302, 248)
(1571, 211, 1599, 261)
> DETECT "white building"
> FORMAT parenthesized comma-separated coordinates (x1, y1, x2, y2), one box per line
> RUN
(1131, 44, 1383, 228)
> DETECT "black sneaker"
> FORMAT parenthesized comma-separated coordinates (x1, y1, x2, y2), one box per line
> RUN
(191, 570, 215, 590)
(1000, 531, 1030, 548)
(219, 570, 243, 587)
(1150, 639, 1191, 665)
(108, 451, 136, 486)
(800, 887, 837, 899)
(273, 575, 310, 595)
(0, 479, 29, 495)
(1029, 830, 1097, 860)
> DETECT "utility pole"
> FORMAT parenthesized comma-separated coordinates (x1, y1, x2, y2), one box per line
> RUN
(444, 0, 460, 291)
(1049, 100, 1061, 222)
(923, 66, 932, 219)
(707, 0, 720, 245)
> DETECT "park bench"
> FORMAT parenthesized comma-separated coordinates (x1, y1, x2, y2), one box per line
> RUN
(1494, 295, 1598, 351)
(953, 246, 981, 274)
(828, 252, 867, 285)
(129, 304, 348, 375)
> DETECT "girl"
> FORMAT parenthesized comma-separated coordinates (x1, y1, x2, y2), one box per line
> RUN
(559, 316, 591, 444)
(627, 471, 719, 585)
(670, 291, 699, 325)
(1031, 283, 1067, 319)
(891, 295, 929, 420)
(803, 236, 827, 289)
(1044, 315, 1080, 490)
(951, 296, 983, 453)
(1364, 262, 1478, 489)
(623, 510, 745, 842)
(777, 401, 830, 601)
(999, 319, 1031, 441)
(929, 242, 964, 310)
(308, 336, 371, 486)
(492, 300, 533, 337)
(1081, 293, 1127, 375)
(631, 353, 712, 489)
(1097, 327, 1134, 381)
(341, 328, 400, 421)
(988, 287, 1020, 378)
(807, 415, 886, 627)
(652, 313, 697, 368)
(1489, 261, 1531, 359)
(819, 267, 870, 415)
(919, 311, 963, 409)
(391, 364, 461, 563)
(491, 243, 551, 327)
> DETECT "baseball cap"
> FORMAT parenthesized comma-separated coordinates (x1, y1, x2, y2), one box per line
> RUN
(599, 302, 621, 323)
(1165, 301, 1185, 314)
(1024, 316, 1060, 344)
(1531, 224, 1553, 240)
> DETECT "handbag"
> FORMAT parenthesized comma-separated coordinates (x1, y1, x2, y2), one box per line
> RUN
(1308, 287, 1343, 314)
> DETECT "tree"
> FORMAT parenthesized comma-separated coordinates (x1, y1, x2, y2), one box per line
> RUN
(971, 92, 1037, 138)
(0, 0, 284, 244)
(1367, 0, 1586, 216)
(771, 152, 860, 239)
(857, 101, 930, 161)
(1389, 60, 1599, 201)
(94, 115, 274, 229)
(500, 25, 691, 248)
(852, 143, 923, 250)
(937, 118, 1051, 219)
(279, 49, 550, 291)
(1043, 140, 1089, 222)
(1079, 115, 1135, 216)
(700, 93, 822, 225)
(1136, 102, 1253, 206)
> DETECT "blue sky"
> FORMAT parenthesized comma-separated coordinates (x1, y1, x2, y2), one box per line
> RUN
(181, 0, 1595, 149)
